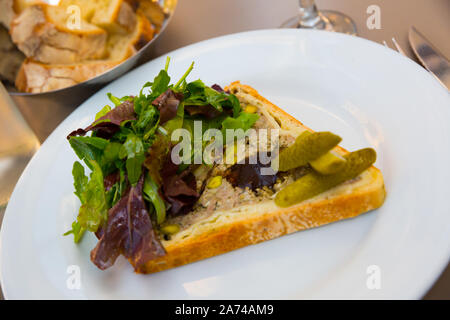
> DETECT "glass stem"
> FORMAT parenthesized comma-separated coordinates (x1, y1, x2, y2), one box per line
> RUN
(297, 0, 327, 29)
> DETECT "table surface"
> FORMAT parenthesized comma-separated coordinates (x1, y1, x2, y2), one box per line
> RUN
(1, 0, 449, 300)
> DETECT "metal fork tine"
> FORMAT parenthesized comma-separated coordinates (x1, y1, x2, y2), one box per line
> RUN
(382, 38, 407, 57)
(391, 37, 407, 56)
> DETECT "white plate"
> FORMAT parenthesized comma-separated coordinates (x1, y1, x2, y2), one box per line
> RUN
(1, 29, 449, 299)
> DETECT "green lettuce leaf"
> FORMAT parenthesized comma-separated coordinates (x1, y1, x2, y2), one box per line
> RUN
(63, 221, 85, 243)
(77, 160, 108, 232)
(120, 134, 146, 186)
(73, 161, 88, 201)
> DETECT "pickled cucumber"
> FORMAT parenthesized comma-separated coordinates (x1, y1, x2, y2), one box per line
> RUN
(275, 148, 376, 207)
(310, 150, 346, 175)
(276, 131, 341, 172)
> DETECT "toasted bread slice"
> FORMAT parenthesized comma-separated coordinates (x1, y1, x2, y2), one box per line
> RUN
(15, 58, 121, 93)
(10, 3, 107, 64)
(137, 82, 386, 274)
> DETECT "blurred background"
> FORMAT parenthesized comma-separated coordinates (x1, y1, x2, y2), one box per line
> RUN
(0, 0, 449, 299)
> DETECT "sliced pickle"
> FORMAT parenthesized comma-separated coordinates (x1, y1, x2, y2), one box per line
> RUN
(275, 148, 376, 207)
(310, 150, 346, 175)
(276, 131, 341, 172)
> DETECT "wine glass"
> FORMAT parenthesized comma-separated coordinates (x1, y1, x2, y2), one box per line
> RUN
(281, 0, 357, 35)
(0, 82, 39, 220)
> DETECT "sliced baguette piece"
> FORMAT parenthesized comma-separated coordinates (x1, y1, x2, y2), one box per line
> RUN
(0, 0, 39, 29)
(60, 0, 137, 34)
(10, 3, 107, 64)
(136, 81, 386, 274)
(106, 12, 154, 61)
(128, 0, 166, 32)
(15, 58, 121, 93)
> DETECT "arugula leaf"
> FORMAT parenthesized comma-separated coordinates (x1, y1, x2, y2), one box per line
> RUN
(150, 70, 171, 99)
(143, 174, 166, 224)
(204, 87, 229, 111)
(120, 134, 146, 185)
(77, 160, 108, 232)
(134, 104, 158, 133)
(63, 221, 85, 243)
(69, 136, 109, 169)
(185, 79, 205, 96)
(183, 80, 242, 116)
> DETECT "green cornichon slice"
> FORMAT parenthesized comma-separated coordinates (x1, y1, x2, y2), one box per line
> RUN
(310, 150, 347, 175)
(277, 131, 342, 172)
(275, 148, 376, 207)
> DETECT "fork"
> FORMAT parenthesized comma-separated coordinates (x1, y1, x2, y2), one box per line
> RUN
(383, 37, 407, 56)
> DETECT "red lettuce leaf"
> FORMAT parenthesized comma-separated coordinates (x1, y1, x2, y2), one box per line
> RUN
(103, 171, 120, 192)
(160, 157, 199, 216)
(224, 153, 277, 191)
(67, 100, 136, 139)
(90, 175, 166, 270)
(211, 84, 225, 92)
(152, 89, 183, 124)
(184, 104, 224, 119)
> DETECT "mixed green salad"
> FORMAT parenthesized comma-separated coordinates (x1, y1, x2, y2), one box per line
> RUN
(64, 58, 260, 270)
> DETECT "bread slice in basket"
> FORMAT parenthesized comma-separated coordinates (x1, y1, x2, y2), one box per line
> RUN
(15, 13, 154, 93)
(15, 58, 121, 93)
(136, 82, 386, 274)
(10, 3, 108, 64)
(60, 0, 137, 34)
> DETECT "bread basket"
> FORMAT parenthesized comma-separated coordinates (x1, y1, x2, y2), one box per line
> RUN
(7, 0, 177, 142)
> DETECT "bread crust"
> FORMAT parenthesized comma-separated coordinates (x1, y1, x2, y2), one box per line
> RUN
(136, 82, 386, 274)
(15, 58, 121, 93)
